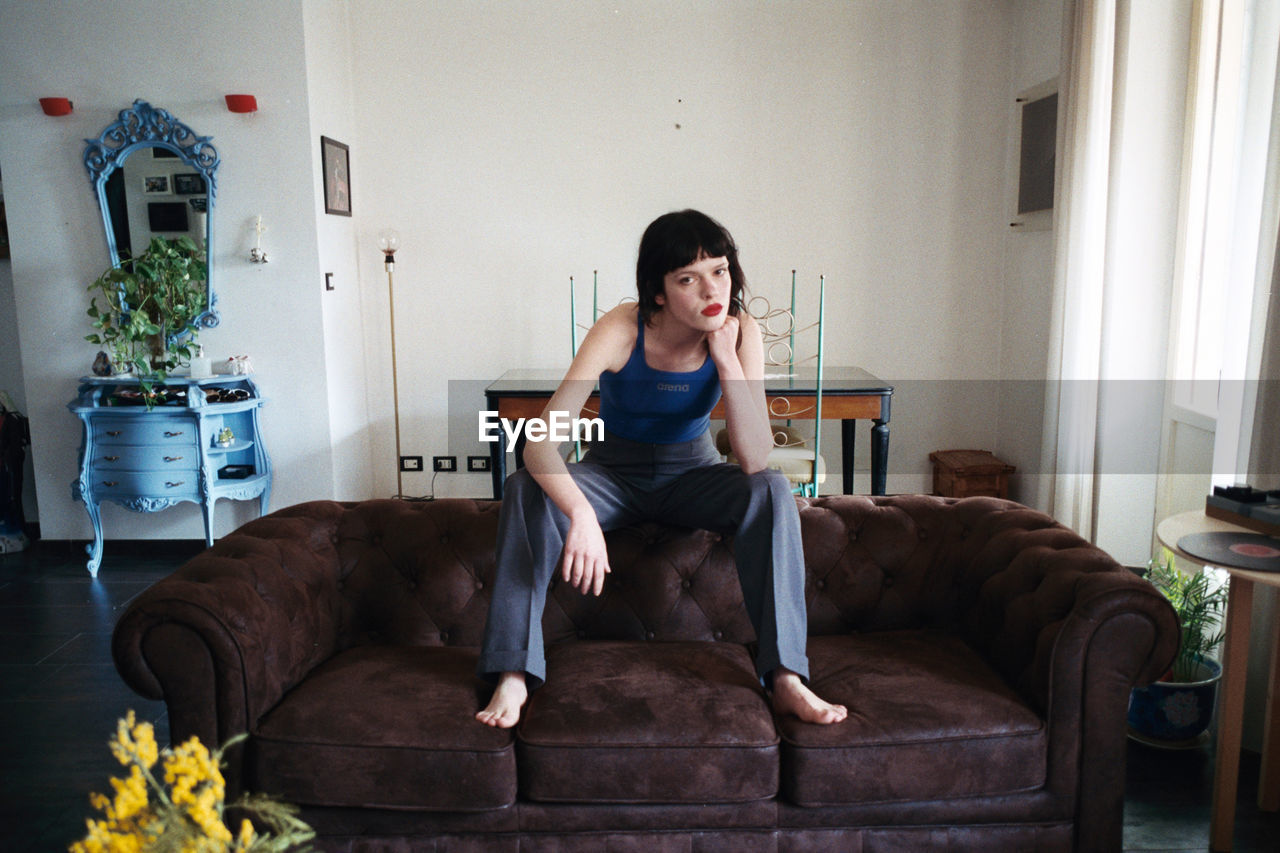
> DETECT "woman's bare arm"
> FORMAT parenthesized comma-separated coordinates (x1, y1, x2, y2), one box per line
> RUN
(521, 306, 634, 596)
(707, 312, 772, 472)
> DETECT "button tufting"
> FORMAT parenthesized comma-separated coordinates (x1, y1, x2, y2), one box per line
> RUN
(440, 630, 449, 641)
(577, 630, 587, 639)
(883, 576, 895, 588)
(848, 530, 858, 541)
(681, 579, 692, 590)
(476, 580, 485, 590)
(646, 631, 655, 639)
(714, 630, 723, 639)
(817, 579, 826, 590)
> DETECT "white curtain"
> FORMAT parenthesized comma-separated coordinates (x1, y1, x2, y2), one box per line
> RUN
(1039, 0, 1280, 555)
(1037, 0, 1117, 535)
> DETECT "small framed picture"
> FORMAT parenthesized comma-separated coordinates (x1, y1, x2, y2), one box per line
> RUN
(142, 175, 170, 195)
(321, 136, 351, 216)
(1009, 77, 1057, 231)
(173, 173, 206, 195)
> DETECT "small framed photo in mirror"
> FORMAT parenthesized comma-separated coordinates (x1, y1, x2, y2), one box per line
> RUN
(148, 201, 189, 232)
(142, 175, 170, 195)
(321, 136, 351, 216)
(173, 173, 206, 195)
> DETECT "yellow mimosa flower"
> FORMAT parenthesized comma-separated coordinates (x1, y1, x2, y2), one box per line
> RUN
(234, 818, 255, 851)
(76, 713, 314, 853)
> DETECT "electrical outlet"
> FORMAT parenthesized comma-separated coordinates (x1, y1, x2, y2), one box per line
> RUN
(399, 455, 423, 472)
(432, 456, 457, 473)
(467, 456, 491, 473)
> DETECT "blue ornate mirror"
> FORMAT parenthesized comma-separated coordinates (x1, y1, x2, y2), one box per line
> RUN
(82, 100, 220, 330)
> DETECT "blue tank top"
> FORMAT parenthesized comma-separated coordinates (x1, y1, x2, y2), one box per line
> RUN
(598, 313, 722, 443)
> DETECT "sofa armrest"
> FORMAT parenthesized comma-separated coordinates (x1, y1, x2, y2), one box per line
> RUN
(112, 501, 349, 757)
(952, 499, 1176, 708)
(949, 498, 1178, 851)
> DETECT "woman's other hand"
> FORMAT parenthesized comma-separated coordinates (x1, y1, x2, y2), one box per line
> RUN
(562, 508, 611, 596)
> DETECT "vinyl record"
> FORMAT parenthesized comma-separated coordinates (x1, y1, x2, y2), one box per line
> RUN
(1177, 532, 1280, 572)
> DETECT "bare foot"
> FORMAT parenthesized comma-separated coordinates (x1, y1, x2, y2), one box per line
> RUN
(772, 669, 847, 725)
(476, 671, 527, 728)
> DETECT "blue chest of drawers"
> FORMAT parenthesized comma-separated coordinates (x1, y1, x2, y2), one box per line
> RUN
(68, 375, 271, 576)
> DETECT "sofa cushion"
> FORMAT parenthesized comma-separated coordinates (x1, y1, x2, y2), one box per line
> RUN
(517, 641, 778, 804)
(780, 632, 1046, 806)
(250, 645, 516, 811)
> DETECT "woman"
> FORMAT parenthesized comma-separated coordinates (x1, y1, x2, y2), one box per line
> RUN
(476, 210, 846, 728)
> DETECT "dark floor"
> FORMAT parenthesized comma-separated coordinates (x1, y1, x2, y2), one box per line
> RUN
(2, 541, 1279, 852)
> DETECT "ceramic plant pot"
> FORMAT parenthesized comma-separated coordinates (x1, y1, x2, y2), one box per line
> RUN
(1127, 655, 1222, 744)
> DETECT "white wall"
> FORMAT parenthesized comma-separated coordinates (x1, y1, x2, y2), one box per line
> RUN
(0, 0, 337, 542)
(347, 0, 1018, 499)
(0, 0, 1052, 543)
(998, 0, 1061, 508)
(304, 0, 376, 500)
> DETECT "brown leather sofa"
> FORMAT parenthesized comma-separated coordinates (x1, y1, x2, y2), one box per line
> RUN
(112, 494, 1177, 852)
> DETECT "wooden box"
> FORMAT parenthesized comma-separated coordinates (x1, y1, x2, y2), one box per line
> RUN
(929, 449, 1015, 499)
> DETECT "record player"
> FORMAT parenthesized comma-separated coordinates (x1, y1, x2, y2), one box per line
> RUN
(1205, 484, 1280, 537)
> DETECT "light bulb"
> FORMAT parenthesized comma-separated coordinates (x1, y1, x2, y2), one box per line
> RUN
(377, 229, 401, 257)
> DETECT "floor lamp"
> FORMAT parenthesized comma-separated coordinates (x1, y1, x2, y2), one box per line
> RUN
(378, 229, 403, 498)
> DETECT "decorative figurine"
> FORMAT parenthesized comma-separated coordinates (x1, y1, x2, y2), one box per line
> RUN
(215, 426, 235, 447)
(91, 351, 112, 377)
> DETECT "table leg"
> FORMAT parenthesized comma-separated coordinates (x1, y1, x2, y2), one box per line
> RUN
(84, 496, 104, 579)
(841, 419, 855, 495)
(870, 419, 889, 496)
(200, 497, 215, 548)
(1259, 586, 1280, 811)
(487, 395, 505, 500)
(1212, 576, 1255, 852)
(490, 440, 506, 500)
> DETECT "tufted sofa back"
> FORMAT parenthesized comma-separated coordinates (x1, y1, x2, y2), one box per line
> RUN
(323, 494, 1124, 690)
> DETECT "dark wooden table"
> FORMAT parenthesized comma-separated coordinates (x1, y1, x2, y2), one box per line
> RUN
(484, 367, 892, 498)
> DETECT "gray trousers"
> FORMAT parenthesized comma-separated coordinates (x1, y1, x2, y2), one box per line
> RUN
(478, 430, 810, 689)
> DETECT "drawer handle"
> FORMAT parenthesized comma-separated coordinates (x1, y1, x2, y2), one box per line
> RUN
(165, 480, 185, 488)
(103, 455, 120, 462)
(164, 455, 184, 463)
(164, 430, 185, 438)
(102, 481, 118, 487)
(106, 430, 122, 437)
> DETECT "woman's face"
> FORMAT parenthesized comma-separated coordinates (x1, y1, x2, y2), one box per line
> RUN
(655, 254, 732, 331)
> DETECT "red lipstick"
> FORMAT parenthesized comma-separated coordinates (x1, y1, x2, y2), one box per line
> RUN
(701, 304, 723, 317)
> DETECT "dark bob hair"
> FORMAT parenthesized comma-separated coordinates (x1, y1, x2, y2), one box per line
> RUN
(635, 210, 747, 324)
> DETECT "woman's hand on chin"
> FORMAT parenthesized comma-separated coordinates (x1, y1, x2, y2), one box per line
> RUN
(706, 315, 740, 369)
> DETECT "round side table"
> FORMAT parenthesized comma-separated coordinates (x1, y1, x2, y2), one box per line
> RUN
(1156, 510, 1280, 852)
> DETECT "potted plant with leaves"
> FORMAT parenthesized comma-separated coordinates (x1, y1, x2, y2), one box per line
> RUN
(86, 235, 208, 405)
(1127, 550, 1229, 744)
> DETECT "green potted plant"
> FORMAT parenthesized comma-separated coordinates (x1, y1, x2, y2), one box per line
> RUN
(86, 235, 208, 399)
(1128, 550, 1229, 744)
